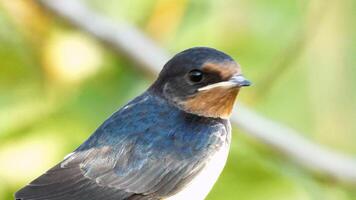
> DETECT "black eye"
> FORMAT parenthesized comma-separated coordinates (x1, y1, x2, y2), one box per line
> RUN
(188, 70, 203, 83)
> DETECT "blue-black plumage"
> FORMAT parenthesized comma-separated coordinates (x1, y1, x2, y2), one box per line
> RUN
(15, 47, 250, 200)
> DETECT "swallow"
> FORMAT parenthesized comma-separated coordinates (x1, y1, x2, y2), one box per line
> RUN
(15, 47, 250, 200)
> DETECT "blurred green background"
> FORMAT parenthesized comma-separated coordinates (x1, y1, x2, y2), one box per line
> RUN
(0, 0, 355, 199)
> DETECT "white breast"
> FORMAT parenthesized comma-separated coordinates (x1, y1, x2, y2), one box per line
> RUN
(166, 143, 230, 200)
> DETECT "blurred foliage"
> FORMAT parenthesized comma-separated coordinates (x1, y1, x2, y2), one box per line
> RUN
(0, 0, 355, 200)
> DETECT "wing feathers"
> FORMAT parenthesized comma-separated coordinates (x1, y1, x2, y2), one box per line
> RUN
(15, 94, 228, 200)
(15, 164, 135, 200)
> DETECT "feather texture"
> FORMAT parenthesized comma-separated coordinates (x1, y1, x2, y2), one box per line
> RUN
(15, 92, 230, 200)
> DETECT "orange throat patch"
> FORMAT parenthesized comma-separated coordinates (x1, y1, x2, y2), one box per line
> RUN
(181, 87, 239, 119)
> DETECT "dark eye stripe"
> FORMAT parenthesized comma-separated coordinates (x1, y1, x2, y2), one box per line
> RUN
(188, 70, 203, 83)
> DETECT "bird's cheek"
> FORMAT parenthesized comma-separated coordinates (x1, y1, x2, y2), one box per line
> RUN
(180, 88, 240, 118)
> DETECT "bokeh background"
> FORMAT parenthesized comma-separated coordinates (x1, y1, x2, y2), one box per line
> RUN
(1, 0, 356, 199)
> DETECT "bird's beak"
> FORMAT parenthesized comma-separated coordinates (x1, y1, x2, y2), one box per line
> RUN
(228, 74, 251, 87)
(198, 74, 251, 91)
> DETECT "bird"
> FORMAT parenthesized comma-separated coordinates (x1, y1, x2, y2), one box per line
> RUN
(15, 47, 250, 200)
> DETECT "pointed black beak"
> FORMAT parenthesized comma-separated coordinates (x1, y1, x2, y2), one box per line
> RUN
(229, 74, 251, 87)
(197, 74, 251, 91)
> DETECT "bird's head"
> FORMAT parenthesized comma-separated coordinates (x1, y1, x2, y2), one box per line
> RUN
(150, 47, 250, 119)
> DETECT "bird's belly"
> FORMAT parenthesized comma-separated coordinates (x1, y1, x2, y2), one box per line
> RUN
(166, 143, 230, 200)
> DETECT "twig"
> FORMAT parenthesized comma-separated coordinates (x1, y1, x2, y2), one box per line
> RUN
(37, 0, 356, 185)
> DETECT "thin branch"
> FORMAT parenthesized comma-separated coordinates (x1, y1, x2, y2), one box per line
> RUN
(39, 0, 170, 75)
(38, 0, 356, 185)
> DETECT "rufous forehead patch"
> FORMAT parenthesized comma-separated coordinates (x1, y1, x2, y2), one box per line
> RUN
(202, 61, 241, 80)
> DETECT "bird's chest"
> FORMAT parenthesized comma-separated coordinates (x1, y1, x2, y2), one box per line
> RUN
(166, 141, 230, 200)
